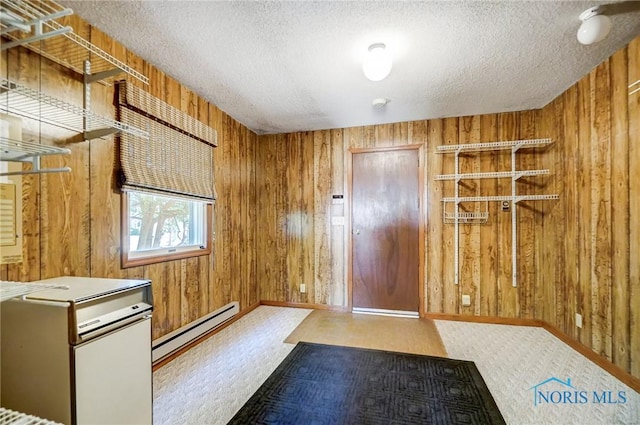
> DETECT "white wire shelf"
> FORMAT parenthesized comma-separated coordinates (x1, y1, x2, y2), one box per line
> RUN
(443, 211, 489, 224)
(435, 169, 550, 180)
(0, 280, 68, 302)
(630, 79, 640, 96)
(442, 199, 489, 224)
(0, 0, 148, 85)
(436, 138, 552, 153)
(0, 78, 149, 139)
(0, 137, 69, 161)
(0, 407, 62, 424)
(1, 137, 71, 175)
(442, 194, 559, 203)
(436, 137, 558, 287)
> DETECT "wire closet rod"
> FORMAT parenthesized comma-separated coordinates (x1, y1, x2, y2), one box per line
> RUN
(0, 137, 71, 175)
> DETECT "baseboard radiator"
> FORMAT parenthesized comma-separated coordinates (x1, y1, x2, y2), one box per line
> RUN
(152, 301, 239, 362)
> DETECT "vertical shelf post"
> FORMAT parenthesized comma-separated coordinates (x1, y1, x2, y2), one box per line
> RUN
(454, 147, 460, 285)
(511, 143, 518, 287)
(84, 60, 91, 138)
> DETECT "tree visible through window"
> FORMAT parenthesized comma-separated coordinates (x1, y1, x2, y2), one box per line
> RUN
(123, 191, 211, 267)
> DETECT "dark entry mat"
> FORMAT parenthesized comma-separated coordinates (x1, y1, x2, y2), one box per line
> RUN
(228, 342, 505, 425)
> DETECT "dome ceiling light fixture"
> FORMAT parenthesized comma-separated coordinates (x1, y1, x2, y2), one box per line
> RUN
(362, 43, 392, 81)
(577, 6, 612, 45)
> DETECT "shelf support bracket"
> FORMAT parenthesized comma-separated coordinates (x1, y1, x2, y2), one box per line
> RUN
(81, 60, 133, 140)
(85, 68, 125, 84)
(83, 128, 119, 140)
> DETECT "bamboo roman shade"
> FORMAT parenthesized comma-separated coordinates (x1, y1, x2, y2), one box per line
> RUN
(117, 82, 217, 201)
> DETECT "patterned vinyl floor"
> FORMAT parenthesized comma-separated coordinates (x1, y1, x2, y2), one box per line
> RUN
(152, 306, 639, 425)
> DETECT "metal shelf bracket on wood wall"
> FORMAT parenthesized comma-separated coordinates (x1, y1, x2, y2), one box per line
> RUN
(436, 138, 559, 287)
(82, 61, 150, 141)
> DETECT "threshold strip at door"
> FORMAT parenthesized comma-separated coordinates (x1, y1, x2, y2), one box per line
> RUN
(352, 307, 419, 319)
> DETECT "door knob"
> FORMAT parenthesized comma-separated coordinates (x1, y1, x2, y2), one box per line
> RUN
(353, 229, 360, 235)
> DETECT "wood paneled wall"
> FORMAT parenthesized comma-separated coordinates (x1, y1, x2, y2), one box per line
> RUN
(257, 36, 640, 379)
(537, 36, 640, 378)
(257, 112, 543, 316)
(0, 15, 258, 340)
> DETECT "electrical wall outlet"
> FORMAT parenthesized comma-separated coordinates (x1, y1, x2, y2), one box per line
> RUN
(300, 283, 306, 293)
(576, 313, 583, 328)
(461, 294, 471, 306)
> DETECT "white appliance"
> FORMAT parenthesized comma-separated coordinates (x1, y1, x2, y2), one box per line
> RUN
(0, 276, 153, 425)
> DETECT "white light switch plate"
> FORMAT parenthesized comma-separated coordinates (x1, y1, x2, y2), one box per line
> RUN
(576, 313, 582, 328)
(300, 283, 306, 293)
(462, 294, 471, 306)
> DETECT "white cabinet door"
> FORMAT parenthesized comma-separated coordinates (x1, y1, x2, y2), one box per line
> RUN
(74, 318, 152, 425)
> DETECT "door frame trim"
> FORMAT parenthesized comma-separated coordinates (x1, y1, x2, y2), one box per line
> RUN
(346, 144, 425, 317)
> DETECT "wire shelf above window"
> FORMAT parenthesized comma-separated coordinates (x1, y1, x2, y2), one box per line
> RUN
(0, 78, 149, 140)
(0, 0, 148, 85)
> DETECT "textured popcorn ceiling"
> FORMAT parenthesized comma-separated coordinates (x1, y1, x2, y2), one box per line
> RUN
(61, 1, 640, 135)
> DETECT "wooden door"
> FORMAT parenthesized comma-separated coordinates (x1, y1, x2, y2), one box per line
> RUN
(350, 146, 421, 313)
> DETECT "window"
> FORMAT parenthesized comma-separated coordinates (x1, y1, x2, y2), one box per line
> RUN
(116, 81, 217, 268)
(122, 191, 212, 267)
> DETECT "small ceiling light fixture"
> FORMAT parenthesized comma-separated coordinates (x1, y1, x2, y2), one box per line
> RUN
(577, 6, 612, 45)
(372, 97, 389, 108)
(363, 43, 392, 81)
